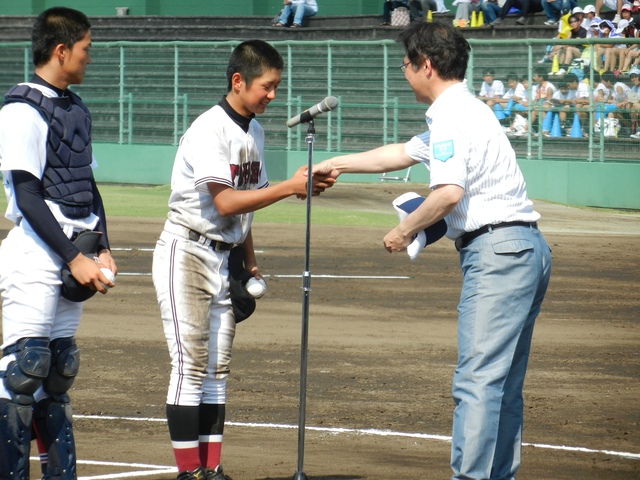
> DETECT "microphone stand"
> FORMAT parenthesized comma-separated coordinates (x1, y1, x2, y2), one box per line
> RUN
(293, 120, 315, 480)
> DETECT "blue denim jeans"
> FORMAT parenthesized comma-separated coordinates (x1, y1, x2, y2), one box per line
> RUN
(541, 0, 577, 21)
(278, 3, 317, 26)
(450, 224, 551, 480)
(481, 2, 501, 24)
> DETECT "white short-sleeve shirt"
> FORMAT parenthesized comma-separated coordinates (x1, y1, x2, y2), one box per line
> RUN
(167, 103, 269, 245)
(405, 82, 539, 240)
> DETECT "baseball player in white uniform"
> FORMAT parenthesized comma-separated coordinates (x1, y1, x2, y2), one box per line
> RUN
(313, 22, 551, 480)
(152, 40, 334, 480)
(0, 7, 116, 480)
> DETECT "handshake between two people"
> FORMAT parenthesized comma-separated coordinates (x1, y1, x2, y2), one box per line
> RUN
(290, 160, 341, 199)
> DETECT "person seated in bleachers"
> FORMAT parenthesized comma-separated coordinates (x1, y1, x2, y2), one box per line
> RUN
(489, 0, 543, 26)
(595, 0, 625, 25)
(628, 72, 640, 137)
(481, 0, 506, 24)
(541, 0, 578, 26)
(543, 13, 588, 66)
(452, 0, 484, 26)
(273, 0, 318, 28)
(595, 19, 622, 72)
(477, 68, 505, 107)
(492, 72, 527, 120)
(605, 19, 631, 72)
(380, 0, 410, 25)
(566, 72, 592, 133)
(531, 68, 558, 134)
(408, 0, 442, 20)
(582, 4, 598, 34)
(617, 18, 640, 73)
(550, 77, 580, 132)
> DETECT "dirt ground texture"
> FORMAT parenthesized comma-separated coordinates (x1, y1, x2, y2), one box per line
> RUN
(1, 183, 639, 480)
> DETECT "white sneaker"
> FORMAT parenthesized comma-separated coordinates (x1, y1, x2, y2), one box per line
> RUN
(630, 131, 640, 139)
(612, 14, 621, 24)
(544, 19, 559, 26)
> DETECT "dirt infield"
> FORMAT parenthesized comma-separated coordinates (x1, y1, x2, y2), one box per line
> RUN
(1, 183, 639, 480)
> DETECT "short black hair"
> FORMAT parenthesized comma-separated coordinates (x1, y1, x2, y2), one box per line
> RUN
(564, 72, 579, 84)
(506, 72, 518, 82)
(226, 40, 284, 92)
(398, 21, 470, 81)
(31, 7, 91, 67)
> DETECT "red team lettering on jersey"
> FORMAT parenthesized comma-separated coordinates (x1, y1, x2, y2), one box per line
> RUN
(230, 161, 260, 188)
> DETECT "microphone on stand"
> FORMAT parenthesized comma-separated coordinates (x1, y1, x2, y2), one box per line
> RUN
(286, 96, 339, 128)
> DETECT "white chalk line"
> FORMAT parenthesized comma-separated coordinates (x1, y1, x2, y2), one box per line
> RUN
(72, 414, 640, 463)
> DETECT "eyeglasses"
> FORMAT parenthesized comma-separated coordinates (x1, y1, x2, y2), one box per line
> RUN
(400, 61, 411, 73)
(569, 19, 579, 23)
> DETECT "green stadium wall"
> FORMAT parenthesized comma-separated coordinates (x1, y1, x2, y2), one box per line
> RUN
(93, 143, 640, 209)
(0, 0, 379, 17)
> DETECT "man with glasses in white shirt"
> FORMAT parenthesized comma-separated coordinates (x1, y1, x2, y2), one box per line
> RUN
(312, 21, 551, 480)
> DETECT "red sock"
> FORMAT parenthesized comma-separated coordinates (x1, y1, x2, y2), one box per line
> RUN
(199, 435, 222, 469)
(172, 440, 201, 473)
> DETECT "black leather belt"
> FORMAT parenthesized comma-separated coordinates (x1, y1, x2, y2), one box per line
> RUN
(455, 221, 538, 251)
(188, 229, 233, 251)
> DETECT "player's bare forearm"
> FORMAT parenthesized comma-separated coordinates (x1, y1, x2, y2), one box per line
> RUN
(312, 144, 416, 177)
(208, 167, 335, 216)
(383, 184, 463, 253)
(241, 229, 261, 278)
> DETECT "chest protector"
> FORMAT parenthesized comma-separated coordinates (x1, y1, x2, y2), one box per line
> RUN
(3, 84, 93, 219)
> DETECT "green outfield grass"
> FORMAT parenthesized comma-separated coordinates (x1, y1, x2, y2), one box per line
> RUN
(0, 184, 397, 228)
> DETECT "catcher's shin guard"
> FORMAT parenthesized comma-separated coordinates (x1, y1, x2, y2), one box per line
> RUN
(0, 398, 33, 480)
(33, 397, 76, 480)
(0, 337, 52, 480)
(32, 337, 80, 480)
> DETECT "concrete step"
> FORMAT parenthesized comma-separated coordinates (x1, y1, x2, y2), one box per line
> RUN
(0, 13, 580, 43)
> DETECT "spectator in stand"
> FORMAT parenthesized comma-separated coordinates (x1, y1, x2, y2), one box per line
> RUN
(493, 72, 528, 120)
(503, 76, 530, 135)
(489, 0, 543, 25)
(620, 3, 634, 21)
(620, 19, 640, 72)
(482, 0, 506, 24)
(595, 19, 621, 72)
(568, 72, 592, 131)
(531, 68, 558, 134)
(542, 0, 578, 26)
(550, 79, 575, 129)
(408, 0, 444, 21)
(477, 68, 505, 108)
(452, 0, 482, 27)
(608, 19, 632, 72)
(273, 0, 318, 28)
(628, 72, 640, 138)
(582, 5, 598, 35)
(544, 13, 588, 65)
(380, 0, 410, 26)
(595, 0, 624, 24)
(609, 71, 633, 128)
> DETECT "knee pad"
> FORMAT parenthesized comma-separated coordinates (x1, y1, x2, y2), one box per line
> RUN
(0, 398, 33, 480)
(44, 337, 80, 397)
(1, 337, 51, 403)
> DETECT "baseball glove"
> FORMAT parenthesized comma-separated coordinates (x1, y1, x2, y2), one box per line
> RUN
(228, 246, 256, 323)
(60, 230, 102, 302)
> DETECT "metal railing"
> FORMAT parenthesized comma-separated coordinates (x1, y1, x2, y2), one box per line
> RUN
(0, 38, 638, 162)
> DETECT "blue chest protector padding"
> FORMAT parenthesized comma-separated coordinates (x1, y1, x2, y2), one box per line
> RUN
(3, 84, 94, 219)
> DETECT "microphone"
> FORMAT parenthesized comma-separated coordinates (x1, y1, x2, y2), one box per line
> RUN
(286, 96, 339, 128)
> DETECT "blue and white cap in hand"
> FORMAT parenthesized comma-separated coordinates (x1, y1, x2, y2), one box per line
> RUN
(392, 192, 448, 260)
